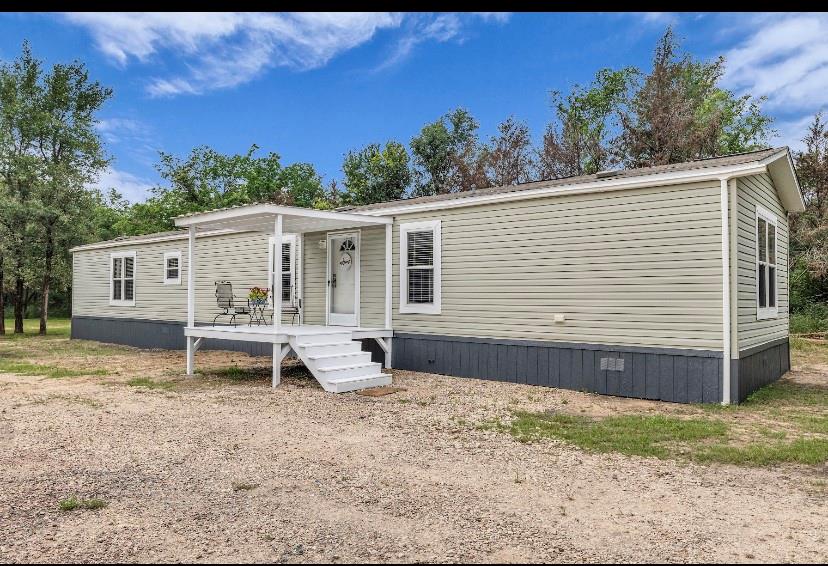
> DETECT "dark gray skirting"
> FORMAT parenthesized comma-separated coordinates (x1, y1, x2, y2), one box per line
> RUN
(731, 337, 790, 403)
(393, 333, 723, 404)
(72, 315, 391, 362)
(73, 317, 789, 404)
(71, 316, 277, 357)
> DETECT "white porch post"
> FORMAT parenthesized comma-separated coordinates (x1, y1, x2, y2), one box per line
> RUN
(274, 214, 283, 330)
(186, 226, 196, 375)
(273, 214, 283, 387)
(720, 178, 731, 405)
(384, 222, 393, 368)
(385, 223, 392, 330)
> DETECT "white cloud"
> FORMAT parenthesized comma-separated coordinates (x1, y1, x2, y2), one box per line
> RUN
(63, 12, 405, 96)
(62, 12, 508, 96)
(376, 12, 509, 71)
(723, 13, 828, 112)
(639, 12, 676, 25)
(92, 167, 156, 203)
(96, 117, 148, 144)
(775, 114, 819, 152)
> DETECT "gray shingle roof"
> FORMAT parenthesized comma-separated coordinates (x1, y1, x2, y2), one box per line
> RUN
(346, 147, 787, 212)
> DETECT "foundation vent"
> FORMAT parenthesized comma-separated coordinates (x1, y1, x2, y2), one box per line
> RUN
(600, 357, 625, 372)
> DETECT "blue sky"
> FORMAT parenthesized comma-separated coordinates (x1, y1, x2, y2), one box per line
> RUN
(1, 12, 826, 202)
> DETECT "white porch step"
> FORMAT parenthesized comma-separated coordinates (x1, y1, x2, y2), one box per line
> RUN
(301, 342, 362, 356)
(307, 351, 372, 367)
(316, 361, 382, 380)
(288, 331, 391, 394)
(325, 373, 392, 393)
(294, 332, 352, 345)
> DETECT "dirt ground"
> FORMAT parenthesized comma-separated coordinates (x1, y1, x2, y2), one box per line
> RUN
(1, 339, 827, 563)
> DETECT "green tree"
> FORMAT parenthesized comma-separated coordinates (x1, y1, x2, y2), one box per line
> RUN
(790, 112, 828, 312)
(341, 141, 411, 205)
(538, 68, 634, 178)
(410, 108, 486, 196)
(0, 42, 50, 333)
(32, 54, 112, 333)
(483, 116, 536, 187)
(618, 28, 774, 167)
(112, 145, 324, 235)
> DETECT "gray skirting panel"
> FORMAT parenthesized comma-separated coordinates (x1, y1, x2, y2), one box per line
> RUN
(731, 338, 790, 403)
(73, 317, 789, 404)
(393, 333, 724, 404)
(71, 316, 276, 357)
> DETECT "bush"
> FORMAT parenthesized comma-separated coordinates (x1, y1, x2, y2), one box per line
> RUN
(790, 303, 828, 334)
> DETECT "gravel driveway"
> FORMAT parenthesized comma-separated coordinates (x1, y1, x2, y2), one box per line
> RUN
(1, 346, 826, 563)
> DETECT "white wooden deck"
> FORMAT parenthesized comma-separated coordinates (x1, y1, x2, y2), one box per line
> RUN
(184, 324, 393, 391)
(184, 324, 392, 343)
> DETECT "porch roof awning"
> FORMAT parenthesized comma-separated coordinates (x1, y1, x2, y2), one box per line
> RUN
(173, 203, 392, 234)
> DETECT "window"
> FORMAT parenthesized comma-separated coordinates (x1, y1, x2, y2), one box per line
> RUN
(400, 220, 441, 314)
(269, 235, 296, 306)
(163, 251, 181, 285)
(110, 251, 136, 306)
(756, 206, 778, 319)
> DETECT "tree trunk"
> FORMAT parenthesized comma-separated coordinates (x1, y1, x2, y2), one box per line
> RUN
(39, 224, 54, 335)
(0, 252, 5, 336)
(13, 255, 24, 334)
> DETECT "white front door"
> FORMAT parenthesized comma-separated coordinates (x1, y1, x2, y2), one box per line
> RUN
(327, 232, 359, 326)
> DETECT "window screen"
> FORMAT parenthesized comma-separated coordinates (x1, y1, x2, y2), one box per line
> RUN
(757, 211, 777, 314)
(406, 230, 434, 304)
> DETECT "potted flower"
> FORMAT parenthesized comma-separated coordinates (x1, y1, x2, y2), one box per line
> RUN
(248, 286, 269, 307)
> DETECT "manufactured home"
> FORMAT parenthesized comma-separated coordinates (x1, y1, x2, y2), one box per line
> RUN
(70, 147, 804, 403)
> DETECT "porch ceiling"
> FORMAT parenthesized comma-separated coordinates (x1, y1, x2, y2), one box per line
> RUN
(173, 203, 391, 234)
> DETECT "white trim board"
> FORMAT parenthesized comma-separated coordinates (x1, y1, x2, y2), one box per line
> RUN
(109, 250, 137, 307)
(755, 204, 779, 321)
(399, 219, 441, 315)
(163, 250, 182, 285)
(174, 203, 392, 228)
(70, 228, 251, 253)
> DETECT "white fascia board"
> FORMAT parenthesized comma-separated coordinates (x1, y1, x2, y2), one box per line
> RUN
(173, 204, 392, 228)
(69, 228, 245, 253)
(358, 161, 771, 217)
(762, 150, 806, 213)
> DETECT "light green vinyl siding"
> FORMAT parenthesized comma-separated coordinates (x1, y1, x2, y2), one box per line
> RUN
(391, 181, 725, 350)
(72, 231, 298, 325)
(735, 173, 789, 351)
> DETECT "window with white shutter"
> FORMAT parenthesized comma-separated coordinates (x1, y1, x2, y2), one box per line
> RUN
(756, 206, 778, 319)
(110, 251, 136, 306)
(400, 220, 441, 314)
(269, 235, 296, 306)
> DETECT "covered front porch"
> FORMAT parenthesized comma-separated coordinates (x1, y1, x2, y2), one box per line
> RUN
(174, 204, 394, 392)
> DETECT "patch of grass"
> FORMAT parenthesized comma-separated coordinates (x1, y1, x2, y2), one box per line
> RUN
(790, 336, 828, 364)
(791, 414, 828, 434)
(695, 438, 828, 466)
(790, 305, 828, 334)
(59, 496, 108, 511)
(743, 380, 828, 407)
(198, 365, 268, 381)
(1, 318, 71, 338)
(126, 377, 177, 390)
(0, 359, 107, 379)
(487, 411, 728, 459)
(232, 481, 258, 492)
(487, 407, 828, 467)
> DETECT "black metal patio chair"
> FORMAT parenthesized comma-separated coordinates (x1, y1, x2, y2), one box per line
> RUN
(212, 281, 251, 326)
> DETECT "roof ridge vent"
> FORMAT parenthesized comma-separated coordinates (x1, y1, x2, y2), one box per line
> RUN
(596, 169, 623, 179)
